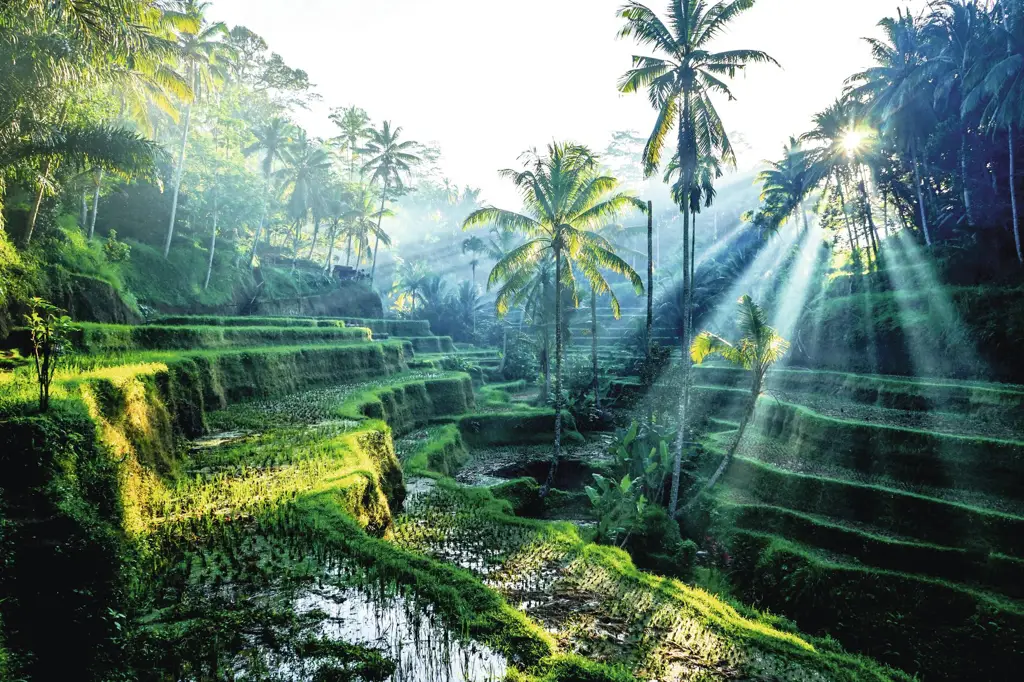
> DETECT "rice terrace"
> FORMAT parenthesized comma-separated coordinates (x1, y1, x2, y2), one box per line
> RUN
(2, 1, 1024, 680)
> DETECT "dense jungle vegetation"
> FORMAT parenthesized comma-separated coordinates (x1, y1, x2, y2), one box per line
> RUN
(2, 1, 1024, 681)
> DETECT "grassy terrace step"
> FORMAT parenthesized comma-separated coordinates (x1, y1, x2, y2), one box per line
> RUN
(713, 495, 1024, 599)
(404, 336, 456, 354)
(721, 456, 1024, 558)
(150, 315, 332, 328)
(393, 482, 910, 682)
(337, 318, 432, 337)
(695, 364, 1024, 416)
(689, 384, 1024, 501)
(62, 322, 373, 353)
(726, 530, 1024, 681)
(456, 409, 584, 447)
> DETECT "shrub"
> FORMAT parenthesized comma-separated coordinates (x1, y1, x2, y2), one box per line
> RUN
(102, 230, 131, 263)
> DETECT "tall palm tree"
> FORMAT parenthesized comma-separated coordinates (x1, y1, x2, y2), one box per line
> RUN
(464, 142, 643, 496)
(361, 121, 421, 286)
(162, 0, 233, 258)
(321, 181, 352, 274)
(755, 136, 815, 233)
(392, 259, 431, 315)
(802, 99, 861, 250)
(329, 105, 370, 180)
(276, 132, 332, 265)
(963, 1, 1024, 263)
(928, 0, 985, 227)
(342, 184, 392, 269)
(848, 9, 937, 246)
(461, 235, 487, 284)
(618, 0, 777, 516)
(13, 125, 159, 246)
(486, 226, 522, 371)
(244, 117, 294, 266)
(461, 234, 487, 333)
(689, 294, 789, 495)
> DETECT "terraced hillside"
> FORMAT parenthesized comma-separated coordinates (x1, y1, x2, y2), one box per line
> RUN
(680, 365, 1024, 680)
(0, 315, 909, 681)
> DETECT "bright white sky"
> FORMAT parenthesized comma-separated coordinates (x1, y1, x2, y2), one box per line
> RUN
(209, 0, 927, 207)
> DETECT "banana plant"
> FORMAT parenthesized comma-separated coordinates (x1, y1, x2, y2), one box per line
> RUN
(585, 472, 647, 547)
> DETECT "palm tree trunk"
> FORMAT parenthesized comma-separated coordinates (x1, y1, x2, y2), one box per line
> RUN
(857, 169, 879, 259)
(669, 100, 693, 518)
(250, 175, 271, 268)
(22, 159, 52, 248)
(324, 219, 338, 273)
(290, 218, 301, 270)
(499, 323, 508, 373)
(646, 200, 653, 355)
(911, 137, 932, 246)
(591, 284, 599, 409)
(86, 168, 104, 240)
(1010, 124, 1023, 264)
(961, 128, 975, 227)
(307, 216, 321, 260)
(701, 385, 759, 495)
(543, 244, 564, 497)
(835, 169, 856, 252)
(370, 178, 390, 287)
(690, 211, 697, 333)
(163, 101, 192, 258)
(204, 200, 218, 290)
(345, 234, 353, 267)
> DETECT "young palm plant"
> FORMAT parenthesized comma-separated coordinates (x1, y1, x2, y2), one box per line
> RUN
(689, 294, 789, 497)
(618, 0, 777, 516)
(464, 142, 643, 496)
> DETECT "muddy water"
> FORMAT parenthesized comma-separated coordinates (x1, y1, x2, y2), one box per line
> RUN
(285, 582, 507, 682)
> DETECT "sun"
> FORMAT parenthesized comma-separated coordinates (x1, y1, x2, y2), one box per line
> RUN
(842, 128, 869, 156)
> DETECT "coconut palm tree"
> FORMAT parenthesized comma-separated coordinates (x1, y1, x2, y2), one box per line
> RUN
(343, 184, 392, 269)
(244, 116, 294, 266)
(276, 131, 332, 265)
(461, 235, 487, 284)
(361, 121, 421, 285)
(162, 0, 234, 258)
(802, 99, 862, 249)
(618, 0, 777, 516)
(14, 125, 159, 247)
(330, 105, 371, 180)
(755, 136, 816, 233)
(464, 142, 643, 496)
(963, 1, 1024, 263)
(689, 294, 789, 495)
(848, 9, 937, 247)
(392, 259, 431, 315)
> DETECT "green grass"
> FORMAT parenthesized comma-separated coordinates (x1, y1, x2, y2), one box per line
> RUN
(150, 315, 327, 328)
(457, 410, 584, 447)
(745, 397, 1024, 498)
(403, 336, 456, 354)
(713, 494, 1024, 599)
(337, 318, 432, 337)
(57, 322, 371, 353)
(727, 530, 1024, 681)
(393, 480, 910, 681)
(398, 424, 469, 477)
(722, 456, 1024, 558)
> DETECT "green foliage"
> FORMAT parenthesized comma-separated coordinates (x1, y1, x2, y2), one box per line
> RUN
(585, 472, 647, 547)
(606, 420, 676, 506)
(101, 229, 130, 263)
(729, 531, 1024, 682)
